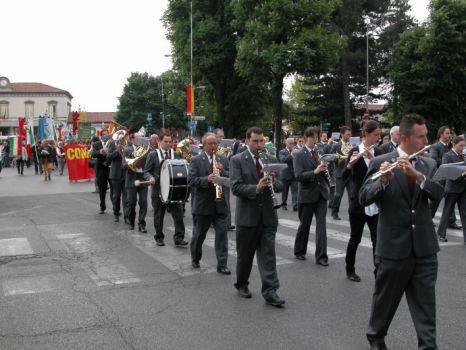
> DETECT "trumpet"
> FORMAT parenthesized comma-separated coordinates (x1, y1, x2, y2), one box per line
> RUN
(370, 145, 432, 181)
(212, 153, 222, 201)
(258, 150, 282, 209)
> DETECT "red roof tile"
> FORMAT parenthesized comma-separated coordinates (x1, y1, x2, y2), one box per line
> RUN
(3, 83, 73, 99)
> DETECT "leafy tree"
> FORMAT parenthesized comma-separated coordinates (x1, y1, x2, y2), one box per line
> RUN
(116, 71, 188, 133)
(163, 0, 267, 137)
(389, 0, 466, 135)
(233, 0, 340, 146)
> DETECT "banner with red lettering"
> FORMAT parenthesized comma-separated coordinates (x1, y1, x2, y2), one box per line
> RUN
(65, 145, 94, 181)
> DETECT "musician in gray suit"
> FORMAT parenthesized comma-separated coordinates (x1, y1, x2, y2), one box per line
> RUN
(278, 137, 299, 211)
(293, 127, 330, 266)
(189, 133, 230, 274)
(378, 125, 399, 155)
(360, 114, 444, 350)
(230, 127, 285, 307)
(437, 135, 466, 242)
(107, 136, 128, 223)
(143, 132, 188, 247)
(123, 141, 148, 233)
(330, 126, 352, 220)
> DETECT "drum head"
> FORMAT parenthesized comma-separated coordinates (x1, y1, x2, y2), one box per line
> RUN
(160, 161, 171, 202)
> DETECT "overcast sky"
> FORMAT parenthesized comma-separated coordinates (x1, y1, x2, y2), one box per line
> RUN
(2, 0, 430, 113)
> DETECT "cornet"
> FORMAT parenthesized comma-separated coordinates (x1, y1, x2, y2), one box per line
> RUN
(258, 150, 282, 209)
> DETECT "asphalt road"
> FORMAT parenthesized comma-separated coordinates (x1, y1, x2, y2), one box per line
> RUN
(0, 166, 464, 350)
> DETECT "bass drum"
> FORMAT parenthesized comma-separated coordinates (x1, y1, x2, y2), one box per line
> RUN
(159, 159, 190, 204)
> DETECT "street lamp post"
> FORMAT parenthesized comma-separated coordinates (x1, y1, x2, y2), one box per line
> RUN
(366, 31, 369, 112)
(161, 78, 165, 129)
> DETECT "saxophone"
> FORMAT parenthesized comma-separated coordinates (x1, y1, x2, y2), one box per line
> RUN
(212, 152, 222, 201)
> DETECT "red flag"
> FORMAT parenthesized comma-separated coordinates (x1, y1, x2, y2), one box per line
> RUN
(186, 84, 194, 115)
(72, 112, 80, 135)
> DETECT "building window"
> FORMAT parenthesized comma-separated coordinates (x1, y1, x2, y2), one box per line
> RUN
(25, 101, 34, 119)
(48, 101, 57, 118)
(0, 101, 9, 119)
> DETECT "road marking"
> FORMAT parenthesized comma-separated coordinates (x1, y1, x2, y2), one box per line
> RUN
(57, 233, 141, 286)
(326, 217, 464, 239)
(2, 276, 53, 296)
(0, 238, 34, 257)
(126, 230, 216, 277)
(169, 227, 294, 266)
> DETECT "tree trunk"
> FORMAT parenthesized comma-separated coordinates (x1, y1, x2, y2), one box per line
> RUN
(213, 82, 227, 134)
(271, 79, 284, 151)
(341, 49, 352, 127)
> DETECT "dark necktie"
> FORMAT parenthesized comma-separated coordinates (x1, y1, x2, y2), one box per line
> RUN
(210, 158, 213, 173)
(254, 156, 263, 178)
(164, 151, 169, 160)
(311, 150, 317, 161)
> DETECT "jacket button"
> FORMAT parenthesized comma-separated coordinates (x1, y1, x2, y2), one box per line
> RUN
(412, 224, 415, 229)
(411, 210, 415, 214)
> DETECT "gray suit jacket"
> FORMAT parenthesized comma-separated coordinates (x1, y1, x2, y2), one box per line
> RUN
(107, 140, 124, 180)
(378, 141, 397, 155)
(123, 146, 146, 189)
(278, 148, 295, 181)
(359, 150, 444, 260)
(442, 150, 466, 193)
(143, 148, 182, 197)
(293, 147, 329, 204)
(230, 150, 283, 227)
(188, 152, 228, 216)
(429, 141, 450, 168)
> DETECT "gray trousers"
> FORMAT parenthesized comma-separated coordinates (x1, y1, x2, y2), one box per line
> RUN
(152, 195, 185, 242)
(295, 199, 328, 261)
(224, 188, 233, 228)
(437, 192, 466, 241)
(127, 186, 148, 227)
(235, 224, 280, 298)
(367, 254, 438, 350)
(331, 177, 350, 214)
(281, 178, 298, 209)
(190, 213, 228, 268)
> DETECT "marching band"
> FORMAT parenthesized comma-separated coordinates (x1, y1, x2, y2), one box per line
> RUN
(90, 115, 465, 349)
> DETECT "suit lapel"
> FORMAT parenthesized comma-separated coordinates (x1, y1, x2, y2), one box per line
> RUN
(303, 147, 317, 168)
(412, 158, 427, 207)
(201, 152, 210, 174)
(386, 150, 410, 203)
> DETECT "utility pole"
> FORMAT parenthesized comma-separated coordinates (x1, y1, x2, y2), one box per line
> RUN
(161, 78, 165, 129)
(366, 31, 369, 112)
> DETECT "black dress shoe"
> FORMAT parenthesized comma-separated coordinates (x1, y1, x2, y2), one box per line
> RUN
(138, 225, 147, 233)
(192, 261, 200, 269)
(347, 272, 361, 282)
(317, 258, 329, 266)
(369, 341, 387, 350)
(438, 236, 448, 242)
(217, 266, 231, 275)
(293, 207, 298, 212)
(99, 209, 105, 214)
(295, 254, 306, 261)
(331, 213, 341, 220)
(124, 217, 129, 225)
(114, 215, 119, 222)
(236, 285, 252, 298)
(130, 225, 135, 230)
(155, 238, 165, 246)
(264, 293, 285, 307)
(174, 239, 189, 247)
(449, 223, 462, 230)
(227, 225, 236, 231)
(282, 205, 287, 211)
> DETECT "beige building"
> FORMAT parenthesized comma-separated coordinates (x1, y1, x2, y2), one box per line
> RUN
(0, 76, 72, 135)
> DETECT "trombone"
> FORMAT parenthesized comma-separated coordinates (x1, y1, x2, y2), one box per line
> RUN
(370, 145, 432, 181)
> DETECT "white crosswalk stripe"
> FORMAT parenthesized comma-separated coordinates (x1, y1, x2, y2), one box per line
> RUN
(57, 233, 141, 286)
(167, 226, 294, 266)
(279, 218, 373, 249)
(326, 217, 464, 240)
(0, 237, 34, 257)
(125, 229, 216, 277)
(2, 276, 53, 296)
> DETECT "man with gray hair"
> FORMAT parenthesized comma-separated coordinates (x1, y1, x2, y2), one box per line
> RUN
(378, 125, 399, 155)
